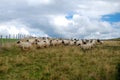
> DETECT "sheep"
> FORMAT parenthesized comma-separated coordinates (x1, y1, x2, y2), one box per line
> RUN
(26, 38, 38, 45)
(44, 39, 51, 47)
(17, 40, 32, 50)
(91, 39, 103, 46)
(35, 40, 47, 49)
(62, 39, 70, 46)
(75, 40, 84, 46)
(57, 39, 63, 45)
(69, 40, 76, 46)
(50, 39, 58, 46)
(80, 39, 103, 50)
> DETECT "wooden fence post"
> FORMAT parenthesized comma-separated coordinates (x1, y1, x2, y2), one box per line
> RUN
(9, 34, 11, 39)
(6, 35, 8, 39)
(0, 35, 2, 39)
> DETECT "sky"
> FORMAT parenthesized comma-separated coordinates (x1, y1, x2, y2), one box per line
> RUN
(0, 0, 120, 39)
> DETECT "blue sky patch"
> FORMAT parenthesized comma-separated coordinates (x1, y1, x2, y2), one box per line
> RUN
(101, 13, 120, 22)
(65, 15, 73, 20)
(65, 11, 75, 20)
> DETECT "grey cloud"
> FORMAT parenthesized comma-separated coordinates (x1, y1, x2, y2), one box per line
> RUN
(0, 0, 120, 39)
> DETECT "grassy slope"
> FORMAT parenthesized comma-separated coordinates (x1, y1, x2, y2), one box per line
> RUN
(0, 41, 120, 80)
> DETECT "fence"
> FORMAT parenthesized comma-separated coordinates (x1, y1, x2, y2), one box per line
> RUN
(0, 34, 32, 45)
(0, 34, 31, 39)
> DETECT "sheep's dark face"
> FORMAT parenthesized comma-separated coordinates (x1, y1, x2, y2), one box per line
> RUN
(74, 41, 76, 44)
(83, 42, 86, 44)
(62, 40, 64, 44)
(44, 41, 46, 42)
(26, 40, 29, 42)
(97, 39, 100, 42)
(82, 40, 86, 44)
(17, 41, 20, 44)
(97, 39, 102, 44)
(36, 42, 38, 45)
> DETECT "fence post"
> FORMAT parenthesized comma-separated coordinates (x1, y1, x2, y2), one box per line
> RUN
(0, 35, 2, 39)
(9, 34, 11, 39)
(6, 35, 8, 39)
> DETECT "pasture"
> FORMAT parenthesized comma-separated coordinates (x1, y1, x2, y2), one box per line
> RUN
(0, 39, 120, 80)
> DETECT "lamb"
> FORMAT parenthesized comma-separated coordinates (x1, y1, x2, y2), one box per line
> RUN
(17, 40, 32, 50)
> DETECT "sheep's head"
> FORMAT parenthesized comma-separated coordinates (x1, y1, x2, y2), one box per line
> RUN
(62, 40, 64, 44)
(44, 41, 46, 43)
(17, 41, 21, 44)
(26, 39, 29, 42)
(97, 39, 102, 44)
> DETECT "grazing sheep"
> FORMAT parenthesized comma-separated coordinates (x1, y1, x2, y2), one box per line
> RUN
(62, 40, 70, 46)
(50, 39, 58, 46)
(57, 39, 63, 45)
(75, 40, 84, 46)
(80, 39, 103, 50)
(80, 42, 94, 50)
(44, 39, 51, 47)
(69, 40, 76, 46)
(26, 38, 37, 45)
(36, 40, 47, 49)
(17, 41, 32, 50)
(92, 39, 103, 46)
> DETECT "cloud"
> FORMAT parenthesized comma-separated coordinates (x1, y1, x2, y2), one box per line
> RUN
(0, 0, 120, 39)
(0, 20, 29, 36)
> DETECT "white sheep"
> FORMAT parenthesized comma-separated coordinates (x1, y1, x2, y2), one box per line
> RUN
(69, 40, 76, 46)
(57, 39, 63, 45)
(50, 39, 58, 46)
(17, 40, 32, 50)
(75, 40, 84, 46)
(36, 40, 47, 49)
(44, 39, 51, 47)
(80, 39, 103, 50)
(62, 40, 70, 46)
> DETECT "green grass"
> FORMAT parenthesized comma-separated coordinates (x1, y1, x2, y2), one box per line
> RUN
(0, 38, 18, 45)
(0, 41, 120, 80)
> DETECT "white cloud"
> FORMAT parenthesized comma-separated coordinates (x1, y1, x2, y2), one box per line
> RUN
(27, 0, 52, 6)
(0, 0, 120, 39)
(50, 15, 73, 27)
(0, 20, 29, 36)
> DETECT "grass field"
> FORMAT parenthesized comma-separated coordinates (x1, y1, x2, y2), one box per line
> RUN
(0, 38, 18, 45)
(0, 40, 120, 80)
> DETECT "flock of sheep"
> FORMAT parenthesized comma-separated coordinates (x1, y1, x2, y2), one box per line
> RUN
(16, 37, 103, 50)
